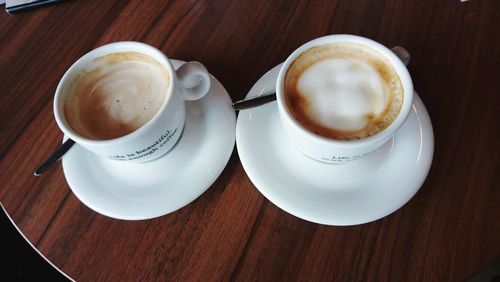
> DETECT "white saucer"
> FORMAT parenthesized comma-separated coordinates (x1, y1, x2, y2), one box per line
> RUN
(62, 60, 236, 220)
(236, 64, 434, 226)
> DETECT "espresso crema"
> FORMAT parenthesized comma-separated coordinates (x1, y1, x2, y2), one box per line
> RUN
(64, 52, 169, 140)
(284, 42, 403, 140)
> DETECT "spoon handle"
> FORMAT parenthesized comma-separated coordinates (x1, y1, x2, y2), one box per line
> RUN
(232, 93, 277, 110)
(34, 138, 75, 176)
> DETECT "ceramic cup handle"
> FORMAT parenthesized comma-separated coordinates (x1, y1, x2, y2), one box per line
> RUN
(391, 46, 410, 66)
(176, 61, 211, 101)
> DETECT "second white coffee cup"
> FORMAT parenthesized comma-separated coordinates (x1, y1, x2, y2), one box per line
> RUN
(276, 34, 414, 164)
(54, 41, 211, 162)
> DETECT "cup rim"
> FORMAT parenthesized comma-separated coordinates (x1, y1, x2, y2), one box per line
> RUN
(276, 34, 414, 148)
(53, 41, 176, 146)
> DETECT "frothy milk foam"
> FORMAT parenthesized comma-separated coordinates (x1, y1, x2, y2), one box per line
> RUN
(285, 42, 403, 140)
(64, 52, 169, 140)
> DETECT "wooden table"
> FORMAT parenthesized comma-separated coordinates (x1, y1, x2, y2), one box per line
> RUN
(1, 0, 499, 280)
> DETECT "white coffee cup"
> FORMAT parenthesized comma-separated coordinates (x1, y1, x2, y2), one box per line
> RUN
(276, 34, 414, 164)
(54, 41, 211, 162)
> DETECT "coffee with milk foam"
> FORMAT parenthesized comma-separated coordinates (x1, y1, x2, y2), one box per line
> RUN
(64, 52, 169, 140)
(284, 42, 403, 140)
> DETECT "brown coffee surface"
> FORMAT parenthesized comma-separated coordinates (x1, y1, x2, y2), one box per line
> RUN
(284, 42, 403, 140)
(64, 52, 169, 140)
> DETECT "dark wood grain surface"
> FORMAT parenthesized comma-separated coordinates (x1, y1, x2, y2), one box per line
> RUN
(1, 0, 499, 280)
